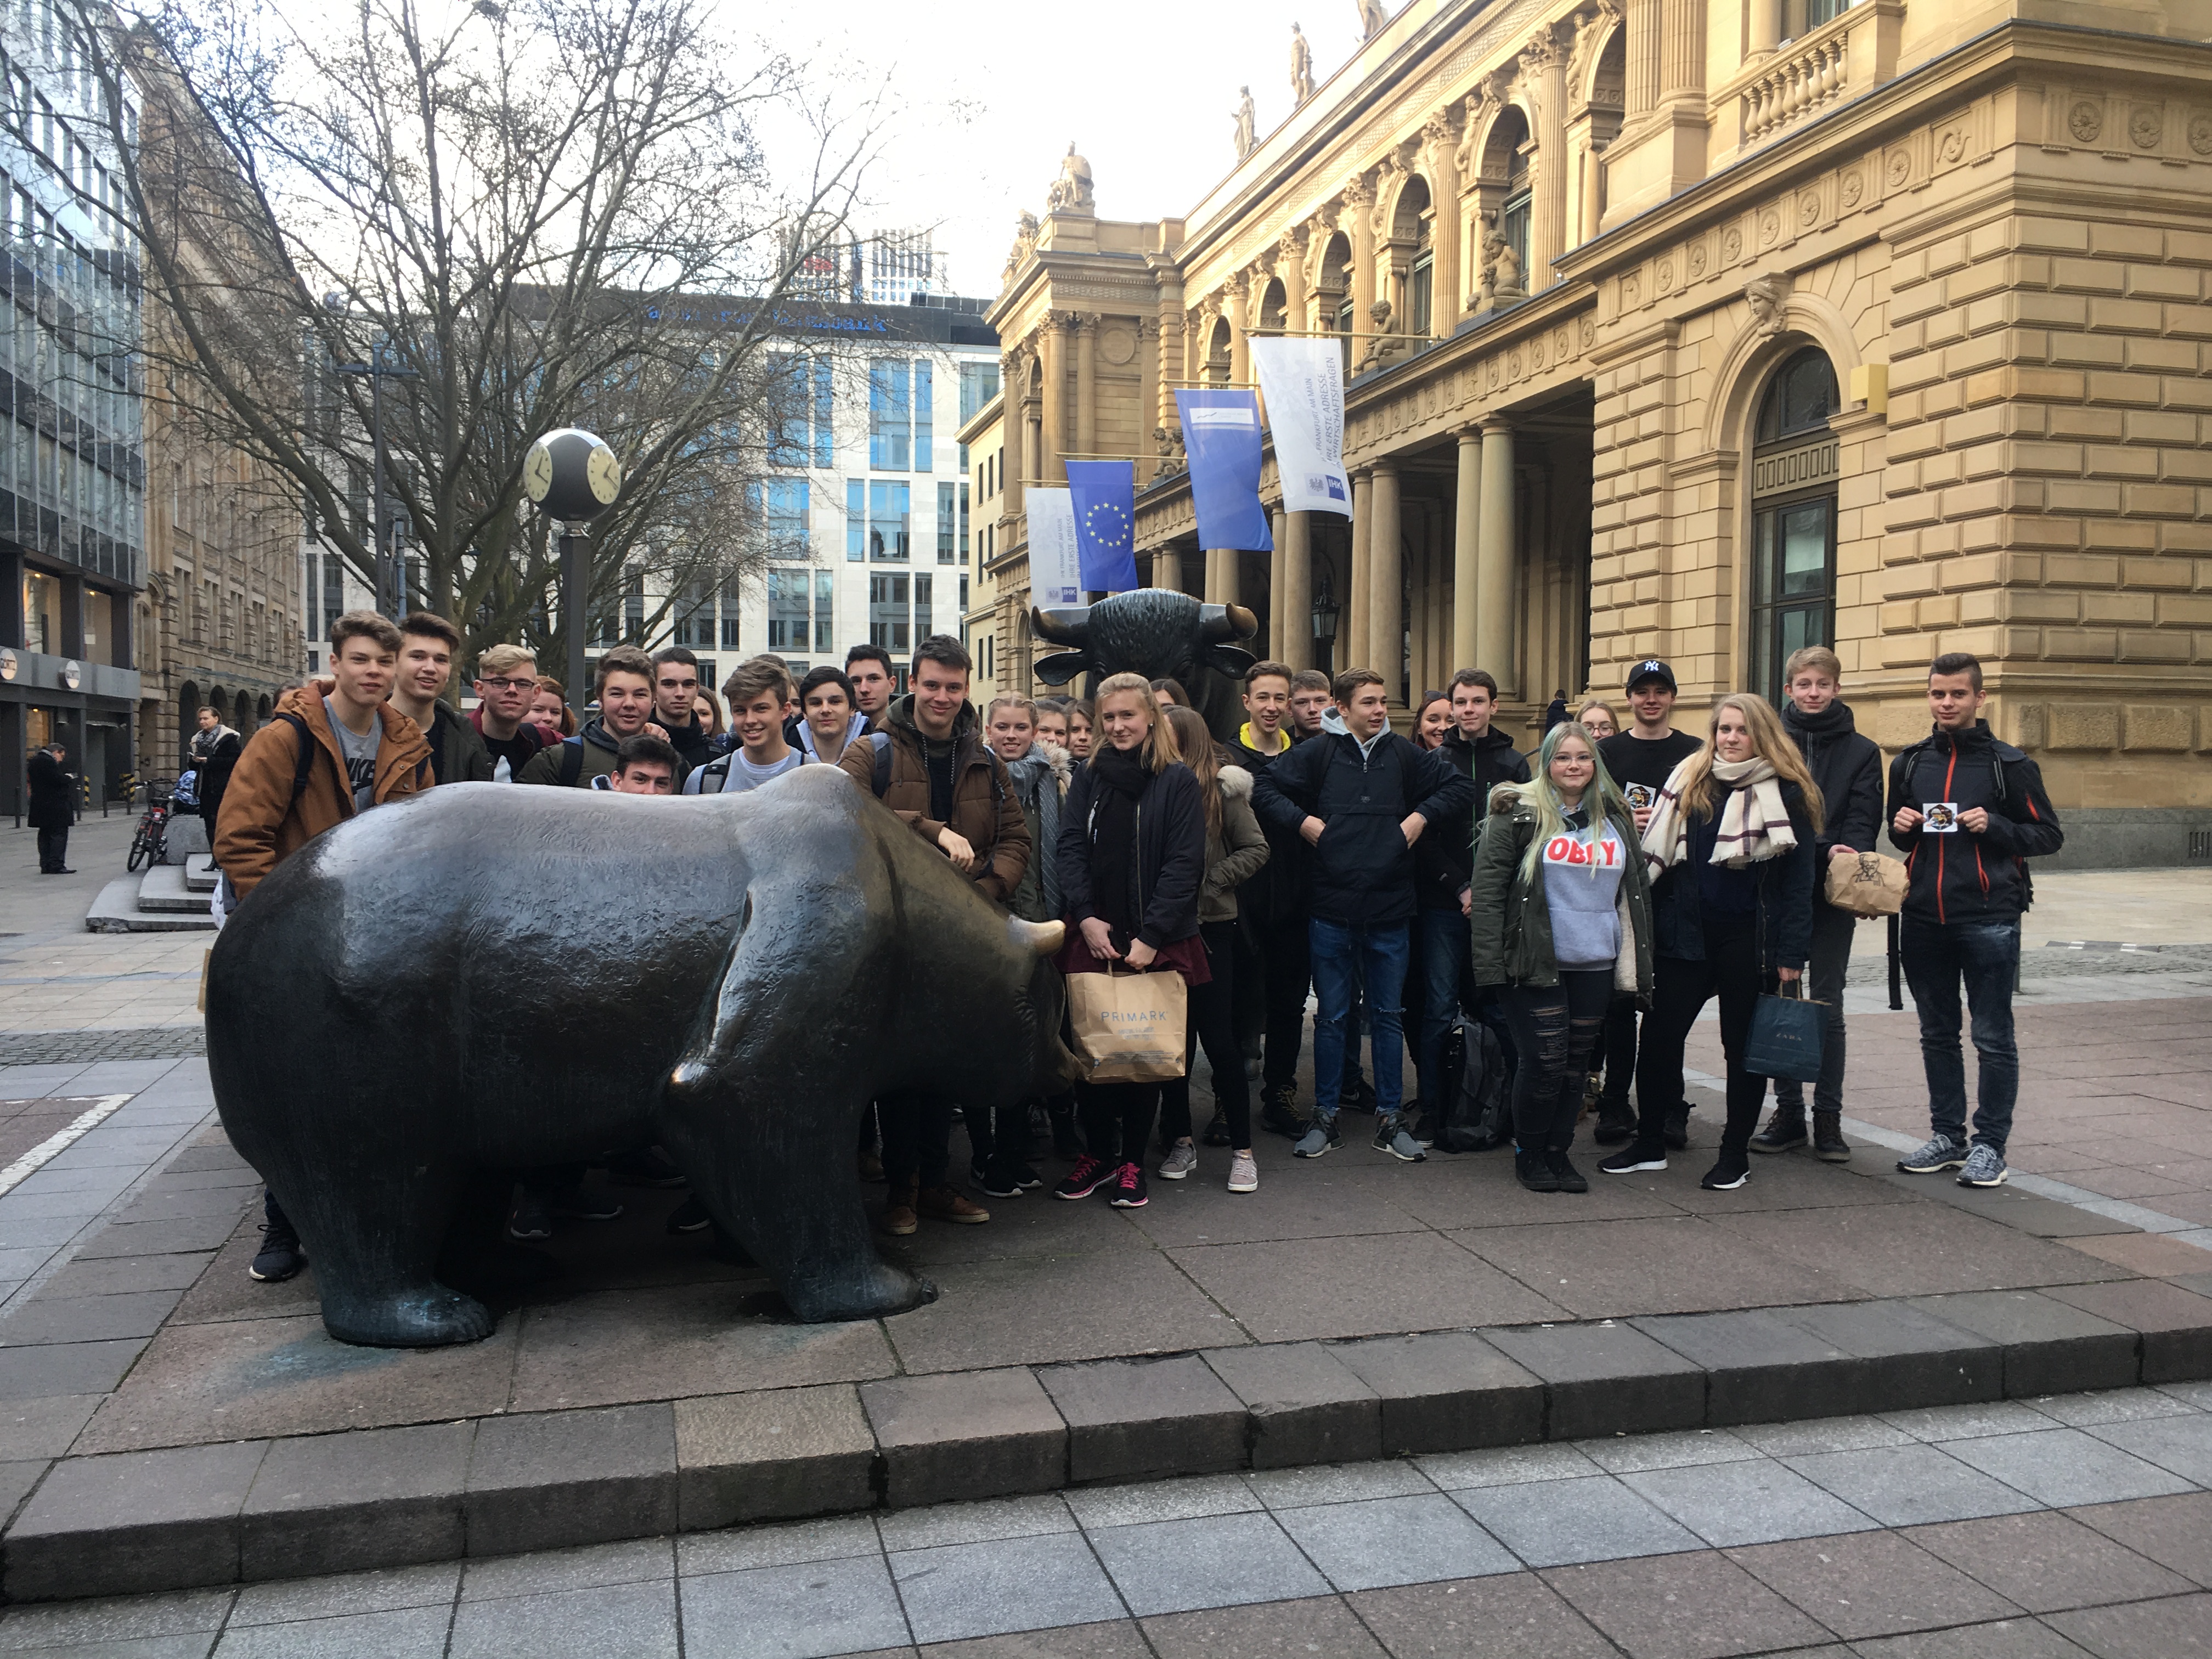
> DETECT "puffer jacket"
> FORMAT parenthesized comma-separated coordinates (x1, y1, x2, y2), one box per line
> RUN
(1003, 740, 1071, 924)
(1198, 765, 1271, 926)
(213, 684, 431, 900)
(1886, 720, 2062, 924)
(837, 695, 1030, 905)
(1469, 788, 1654, 997)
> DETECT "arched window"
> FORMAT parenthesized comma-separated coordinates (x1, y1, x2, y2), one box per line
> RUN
(1749, 348, 1840, 701)
(1394, 177, 1434, 336)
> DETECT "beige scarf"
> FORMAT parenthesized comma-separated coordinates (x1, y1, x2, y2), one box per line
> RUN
(1641, 754, 1797, 876)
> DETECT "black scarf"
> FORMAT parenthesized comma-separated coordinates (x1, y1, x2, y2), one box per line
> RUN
(1088, 743, 1150, 938)
(1782, 698, 1856, 743)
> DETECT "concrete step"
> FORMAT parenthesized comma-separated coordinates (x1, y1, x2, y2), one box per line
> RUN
(137, 865, 213, 914)
(183, 854, 217, 893)
(159, 815, 210, 864)
(83, 876, 217, 933)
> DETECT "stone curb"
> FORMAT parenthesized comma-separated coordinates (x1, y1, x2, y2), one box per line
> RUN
(5, 1285, 2210, 1602)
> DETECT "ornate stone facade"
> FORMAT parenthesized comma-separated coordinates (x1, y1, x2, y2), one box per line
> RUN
(985, 0, 2212, 865)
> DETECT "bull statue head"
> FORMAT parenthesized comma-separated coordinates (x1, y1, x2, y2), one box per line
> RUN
(1030, 589, 1259, 695)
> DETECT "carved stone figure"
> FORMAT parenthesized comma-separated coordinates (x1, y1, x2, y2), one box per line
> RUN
(1356, 297, 1410, 373)
(1233, 87, 1257, 160)
(1045, 143, 1095, 214)
(1290, 24, 1314, 103)
(206, 771, 1075, 1347)
(1153, 424, 1186, 477)
(1746, 274, 1786, 336)
(1475, 219, 1526, 311)
(1356, 0, 1388, 39)
(1031, 591, 1259, 741)
(1002, 210, 1040, 281)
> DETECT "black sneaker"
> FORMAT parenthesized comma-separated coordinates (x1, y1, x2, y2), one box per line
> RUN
(980, 1160, 1043, 1199)
(551, 1185, 623, 1222)
(1592, 1100, 1636, 1147)
(507, 1193, 554, 1241)
(603, 1146, 686, 1187)
(1546, 1150, 1589, 1194)
(665, 1194, 712, 1234)
(1700, 1155, 1751, 1191)
(1107, 1161, 1149, 1209)
(1515, 1149, 1560, 1193)
(1599, 1142, 1668, 1175)
(1201, 1109, 1232, 1147)
(1663, 1109, 1691, 1150)
(250, 1220, 306, 1282)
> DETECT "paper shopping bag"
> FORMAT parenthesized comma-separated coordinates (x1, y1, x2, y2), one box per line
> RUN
(1066, 965, 1188, 1083)
(1824, 850, 1907, 917)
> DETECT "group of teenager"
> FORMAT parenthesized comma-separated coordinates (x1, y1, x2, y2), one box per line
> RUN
(208, 602, 2062, 1281)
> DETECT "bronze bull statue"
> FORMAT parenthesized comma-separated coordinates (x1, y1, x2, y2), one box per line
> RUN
(1031, 589, 1260, 741)
(205, 766, 1071, 1347)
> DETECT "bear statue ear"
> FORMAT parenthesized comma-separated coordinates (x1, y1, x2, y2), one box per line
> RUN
(1031, 651, 1092, 686)
(1203, 645, 1258, 678)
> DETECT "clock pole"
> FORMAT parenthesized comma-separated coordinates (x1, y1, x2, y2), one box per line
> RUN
(520, 427, 623, 722)
(563, 523, 588, 725)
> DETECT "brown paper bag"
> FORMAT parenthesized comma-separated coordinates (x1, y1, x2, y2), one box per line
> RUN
(1066, 964, 1188, 1083)
(1825, 850, 1907, 917)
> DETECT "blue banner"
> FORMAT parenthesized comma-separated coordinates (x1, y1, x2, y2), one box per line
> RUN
(1065, 459, 1139, 594)
(1174, 389, 1274, 552)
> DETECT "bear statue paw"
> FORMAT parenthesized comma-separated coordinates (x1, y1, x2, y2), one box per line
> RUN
(324, 1285, 498, 1348)
(782, 1260, 936, 1323)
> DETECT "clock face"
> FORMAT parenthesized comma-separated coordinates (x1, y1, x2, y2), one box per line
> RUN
(586, 444, 622, 505)
(522, 442, 554, 504)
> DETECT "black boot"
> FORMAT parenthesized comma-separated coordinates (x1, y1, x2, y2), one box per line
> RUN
(1593, 1097, 1637, 1147)
(1749, 1104, 1808, 1154)
(1260, 1082, 1310, 1138)
(1813, 1110, 1850, 1163)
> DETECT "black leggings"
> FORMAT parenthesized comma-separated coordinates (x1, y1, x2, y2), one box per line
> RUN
(1635, 913, 1770, 1156)
(1160, 923, 1252, 1151)
(1079, 1081, 1160, 1167)
(1500, 972, 1613, 1153)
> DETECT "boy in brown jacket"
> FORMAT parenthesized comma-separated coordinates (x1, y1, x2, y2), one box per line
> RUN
(213, 611, 431, 1281)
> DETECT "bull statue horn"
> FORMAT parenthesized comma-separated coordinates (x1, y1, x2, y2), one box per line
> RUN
(1008, 917, 1066, 957)
(1030, 606, 1091, 645)
(1199, 603, 1259, 643)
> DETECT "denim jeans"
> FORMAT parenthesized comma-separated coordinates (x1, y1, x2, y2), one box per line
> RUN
(1900, 914, 2021, 1154)
(1310, 919, 1410, 1121)
(1773, 899, 1855, 1119)
(1413, 909, 1470, 1110)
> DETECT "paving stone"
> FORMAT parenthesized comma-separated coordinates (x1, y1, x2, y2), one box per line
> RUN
(1453, 1475, 1702, 1569)
(74, 1214, 242, 1259)
(0, 1338, 146, 1400)
(1572, 1428, 1760, 1474)
(861, 1367, 1065, 1508)
(675, 1515, 881, 1575)
(1726, 1528, 2025, 1640)
(2086, 1412, 2212, 1486)
(465, 1403, 678, 1558)
(1143, 1594, 1388, 1658)
(1943, 1426, 2195, 1508)
(1901, 1509, 2197, 1612)
(1783, 1298, 2006, 1413)
(1906, 1291, 2141, 1396)
(0, 1290, 185, 1345)
(1483, 1322, 1704, 1441)
(1631, 1309, 1863, 1426)
(876, 1493, 1074, 1551)
(1060, 1472, 1259, 1529)
(1241, 1458, 1432, 1509)
(1086, 1510, 1327, 1616)
(1414, 1441, 1605, 1491)
(1329, 1331, 1543, 1454)
(1273, 1491, 1519, 1590)
(2042, 1594, 2212, 1659)
(1170, 1232, 1567, 1341)
(0, 1393, 99, 1459)
(211, 1601, 452, 1657)
(5, 1440, 269, 1600)
(1201, 1341, 1380, 1470)
(2040, 1279, 2212, 1384)
(889, 1530, 1121, 1645)
(1620, 1457, 1880, 1547)
(0, 1584, 235, 1651)
(1880, 1399, 2056, 1442)
(228, 1561, 461, 1626)
(673, 1384, 875, 1530)
(449, 1578, 679, 1659)
(1782, 1442, 2042, 1527)
(1347, 1571, 1623, 1658)
(461, 1537, 674, 1600)
(2066, 1491, 2212, 1585)
(2030, 1386, 2198, 1427)
(928, 1622, 1143, 1658)
(1454, 1216, 1858, 1320)
(1038, 1353, 1246, 1485)
(238, 1423, 472, 1581)
(1538, 1546, 1832, 1657)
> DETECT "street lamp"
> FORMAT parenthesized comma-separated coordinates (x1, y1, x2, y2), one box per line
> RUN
(521, 427, 624, 709)
(1310, 567, 1339, 670)
(335, 345, 419, 619)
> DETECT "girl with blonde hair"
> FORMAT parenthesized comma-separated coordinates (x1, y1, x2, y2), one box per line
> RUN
(1600, 692, 1821, 1192)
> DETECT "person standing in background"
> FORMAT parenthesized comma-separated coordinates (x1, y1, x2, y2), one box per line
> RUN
(28, 742, 74, 873)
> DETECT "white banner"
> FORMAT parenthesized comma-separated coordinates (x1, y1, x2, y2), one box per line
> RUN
(1027, 487, 1084, 606)
(1250, 336, 1351, 518)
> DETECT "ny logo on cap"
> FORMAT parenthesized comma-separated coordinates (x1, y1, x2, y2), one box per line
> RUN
(1640, 659, 1663, 674)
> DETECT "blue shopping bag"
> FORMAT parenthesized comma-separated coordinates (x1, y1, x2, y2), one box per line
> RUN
(1745, 982, 1824, 1083)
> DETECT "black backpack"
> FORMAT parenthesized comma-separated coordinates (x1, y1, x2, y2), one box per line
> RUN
(1432, 1018, 1513, 1153)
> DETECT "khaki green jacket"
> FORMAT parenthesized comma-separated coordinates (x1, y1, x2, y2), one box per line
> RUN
(1468, 792, 1655, 998)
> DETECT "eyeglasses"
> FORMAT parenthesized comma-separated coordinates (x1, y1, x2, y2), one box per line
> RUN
(477, 677, 537, 691)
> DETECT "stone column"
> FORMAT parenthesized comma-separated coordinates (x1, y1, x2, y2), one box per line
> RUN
(1150, 255, 1184, 435)
(1423, 112, 1462, 336)
(1526, 32, 1569, 288)
(1626, 0, 1660, 116)
(1138, 319, 1161, 486)
(1207, 546, 1240, 607)
(1369, 460, 1402, 704)
(1281, 510, 1313, 671)
(1748, 0, 1778, 54)
(1040, 313, 1069, 484)
(1476, 417, 1516, 694)
(1228, 274, 1252, 388)
(1278, 230, 1308, 340)
(1661, 0, 1707, 100)
(1346, 469, 1372, 673)
(1268, 505, 1289, 656)
(1074, 315, 1097, 462)
(1453, 428, 1481, 673)
(1154, 544, 1183, 594)
(1345, 178, 1376, 341)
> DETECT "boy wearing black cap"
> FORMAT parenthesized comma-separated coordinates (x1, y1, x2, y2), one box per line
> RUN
(1593, 659, 1702, 1147)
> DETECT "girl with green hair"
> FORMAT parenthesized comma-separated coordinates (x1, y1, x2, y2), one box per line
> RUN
(1469, 721, 1656, 1193)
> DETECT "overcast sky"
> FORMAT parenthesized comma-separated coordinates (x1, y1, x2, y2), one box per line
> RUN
(787, 1, 1376, 301)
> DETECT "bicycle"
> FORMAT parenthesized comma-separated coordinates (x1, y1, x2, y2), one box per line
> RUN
(127, 776, 176, 872)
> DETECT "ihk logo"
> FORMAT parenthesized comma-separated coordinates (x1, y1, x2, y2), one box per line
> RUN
(1327, 476, 1346, 500)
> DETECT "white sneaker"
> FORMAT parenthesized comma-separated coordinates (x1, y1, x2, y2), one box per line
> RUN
(1158, 1142, 1198, 1181)
(1228, 1150, 1258, 1193)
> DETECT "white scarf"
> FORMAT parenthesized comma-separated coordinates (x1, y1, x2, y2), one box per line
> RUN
(1641, 754, 1796, 876)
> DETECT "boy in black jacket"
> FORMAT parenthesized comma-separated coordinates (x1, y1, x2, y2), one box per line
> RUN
(1228, 662, 1318, 1136)
(1751, 646, 1886, 1162)
(1251, 668, 1476, 1163)
(1887, 652, 2062, 1190)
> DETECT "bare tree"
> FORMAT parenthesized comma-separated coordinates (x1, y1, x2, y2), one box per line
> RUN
(45, 0, 882, 669)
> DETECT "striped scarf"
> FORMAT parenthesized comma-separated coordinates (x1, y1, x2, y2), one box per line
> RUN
(1642, 755, 1796, 876)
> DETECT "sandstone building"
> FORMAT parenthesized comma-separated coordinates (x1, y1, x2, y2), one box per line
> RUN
(981, 0, 2212, 865)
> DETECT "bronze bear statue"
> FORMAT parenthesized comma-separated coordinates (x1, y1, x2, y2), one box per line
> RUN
(206, 765, 1072, 1347)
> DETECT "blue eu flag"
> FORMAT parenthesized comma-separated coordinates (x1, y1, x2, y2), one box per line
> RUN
(1066, 460, 1139, 594)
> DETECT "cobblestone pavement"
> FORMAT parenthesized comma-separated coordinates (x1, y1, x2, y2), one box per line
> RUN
(0, 1383, 2207, 1656)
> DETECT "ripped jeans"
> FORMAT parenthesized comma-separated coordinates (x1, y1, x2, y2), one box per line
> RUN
(1499, 971, 1615, 1153)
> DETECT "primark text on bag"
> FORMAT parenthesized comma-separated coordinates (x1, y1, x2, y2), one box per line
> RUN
(1066, 964, 1189, 1084)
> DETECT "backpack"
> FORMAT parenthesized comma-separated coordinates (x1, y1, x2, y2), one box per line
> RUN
(558, 735, 586, 788)
(1432, 1018, 1512, 1153)
(693, 750, 810, 793)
